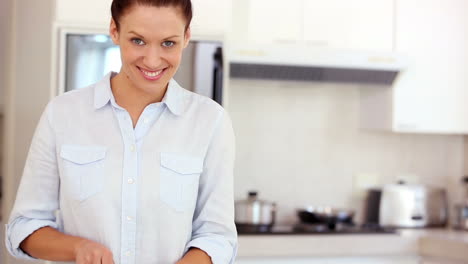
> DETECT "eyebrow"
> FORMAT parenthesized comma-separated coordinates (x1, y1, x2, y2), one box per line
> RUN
(128, 31, 182, 40)
(163, 35, 182, 40)
(128, 31, 145, 38)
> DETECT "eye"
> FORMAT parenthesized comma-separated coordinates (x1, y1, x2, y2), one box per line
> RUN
(162, 41, 175, 47)
(131, 38, 145, 46)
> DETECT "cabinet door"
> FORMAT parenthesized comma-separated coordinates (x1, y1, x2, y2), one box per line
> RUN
(303, 0, 394, 52)
(55, 0, 112, 25)
(393, 0, 468, 133)
(191, 0, 231, 37)
(245, 0, 304, 45)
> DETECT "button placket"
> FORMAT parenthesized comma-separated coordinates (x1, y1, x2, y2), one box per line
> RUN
(118, 109, 138, 264)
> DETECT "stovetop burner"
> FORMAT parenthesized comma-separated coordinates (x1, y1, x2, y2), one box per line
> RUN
(237, 222, 396, 235)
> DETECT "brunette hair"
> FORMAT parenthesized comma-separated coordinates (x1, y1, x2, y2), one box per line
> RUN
(111, 0, 192, 31)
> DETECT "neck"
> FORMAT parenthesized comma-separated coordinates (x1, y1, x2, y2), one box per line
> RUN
(110, 71, 167, 110)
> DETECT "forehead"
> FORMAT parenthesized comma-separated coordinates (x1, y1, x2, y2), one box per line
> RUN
(119, 5, 186, 37)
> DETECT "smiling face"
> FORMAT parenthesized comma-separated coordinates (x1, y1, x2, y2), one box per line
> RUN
(109, 4, 191, 96)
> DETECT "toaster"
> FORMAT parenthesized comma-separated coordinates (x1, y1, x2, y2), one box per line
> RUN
(371, 182, 448, 228)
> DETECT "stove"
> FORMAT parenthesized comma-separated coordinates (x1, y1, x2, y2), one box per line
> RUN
(237, 222, 397, 235)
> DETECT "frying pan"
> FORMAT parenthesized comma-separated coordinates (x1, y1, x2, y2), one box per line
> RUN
(297, 206, 355, 229)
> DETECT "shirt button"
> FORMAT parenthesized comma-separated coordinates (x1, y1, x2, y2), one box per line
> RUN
(130, 145, 136, 152)
(143, 118, 149, 124)
(128, 178, 135, 184)
(127, 216, 133, 221)
(126, 251, 132, 257)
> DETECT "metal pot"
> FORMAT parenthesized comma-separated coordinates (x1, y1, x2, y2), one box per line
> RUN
(235, 191, 276, 232)
(297, 206, 355, 229)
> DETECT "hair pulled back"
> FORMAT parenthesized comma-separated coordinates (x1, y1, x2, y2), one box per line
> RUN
(111, 0, 192, 31)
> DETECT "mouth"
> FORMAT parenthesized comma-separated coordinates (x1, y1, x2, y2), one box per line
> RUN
(137, 66, 166, 81)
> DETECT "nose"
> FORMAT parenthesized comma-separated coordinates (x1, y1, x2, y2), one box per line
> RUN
(142, 46, 163, 70)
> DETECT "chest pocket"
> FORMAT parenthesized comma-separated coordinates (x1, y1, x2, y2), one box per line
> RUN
(60, 145, 107, 202)
(160, 153, 203, 212)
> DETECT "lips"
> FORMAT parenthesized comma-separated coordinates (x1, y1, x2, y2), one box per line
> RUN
(138, 66, 166, 81)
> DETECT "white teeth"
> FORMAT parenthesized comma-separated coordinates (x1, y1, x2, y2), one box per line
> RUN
(141, 68, 163, 78)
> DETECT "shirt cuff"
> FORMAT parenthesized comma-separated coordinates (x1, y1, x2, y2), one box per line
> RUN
(184, 236, 237, 264)
(5, 218, 58, 260)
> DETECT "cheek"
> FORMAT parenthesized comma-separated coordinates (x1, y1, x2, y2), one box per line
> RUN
(167, 50, 183, 66)
(120, 45, 142, 64)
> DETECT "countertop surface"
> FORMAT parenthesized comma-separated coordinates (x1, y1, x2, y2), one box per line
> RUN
(237, 228, 468, 262)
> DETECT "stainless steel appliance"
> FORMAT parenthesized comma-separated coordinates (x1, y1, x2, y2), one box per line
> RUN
(454, 176, 468, 230)
(62, 33, 224, 105)
(379, 182, 448, 228)
(235, 191, 276, 233)
(229, 44, 407, 85)
(454, 204, 468, 230)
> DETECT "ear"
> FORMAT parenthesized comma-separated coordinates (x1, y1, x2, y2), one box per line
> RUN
(109, 19, 120, 45)
(183, 27, 191, 48)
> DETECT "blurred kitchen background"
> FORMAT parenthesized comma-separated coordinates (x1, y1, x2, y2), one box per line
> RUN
(2, 0, 468, 263)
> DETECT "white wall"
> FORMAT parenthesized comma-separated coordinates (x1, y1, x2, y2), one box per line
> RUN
(2, 0, 55, 263)
(0, 0, 6, 114)
(0, 0, 11, 214)
(229, 79, 465, 224)
(1, 0, 13, 262)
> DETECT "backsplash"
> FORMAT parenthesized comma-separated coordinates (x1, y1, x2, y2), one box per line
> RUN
(228, 79, 465, 225)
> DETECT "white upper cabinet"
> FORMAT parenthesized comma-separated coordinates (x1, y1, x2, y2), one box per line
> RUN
(190, 0, 232, 38)
(244, 0, 304, 45)
(303, 0, 394, 52)
(233, 0, 394, 52)
(55, 0, 231, 37)
(360, 0, 468, 134)
(55, 0, 112, 26)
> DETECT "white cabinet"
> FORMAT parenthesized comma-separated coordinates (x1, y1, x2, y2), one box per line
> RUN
(360, 0, 468, 134)
(55, 0, 112, 26)
(233, 0, 394, 52)
(303, 0, 394, 52)
(244, 0, 303, 45)
(55, 0, 231, 37)
(191, 0, 232, 37)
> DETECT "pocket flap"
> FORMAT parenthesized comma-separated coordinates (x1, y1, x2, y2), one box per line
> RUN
(60, 145, 107, 165)
(160, 152, 203, 174)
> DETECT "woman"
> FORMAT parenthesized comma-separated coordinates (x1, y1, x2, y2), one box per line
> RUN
(5, 0, 237, 263)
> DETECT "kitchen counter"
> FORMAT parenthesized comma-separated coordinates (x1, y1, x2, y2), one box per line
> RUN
(405, 229, 468, 263)
(237, 228, 468, 263)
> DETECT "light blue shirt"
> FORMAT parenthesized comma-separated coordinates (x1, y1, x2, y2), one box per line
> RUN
(5, 72, 237, 264)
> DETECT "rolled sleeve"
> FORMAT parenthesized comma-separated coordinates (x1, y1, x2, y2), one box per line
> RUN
(185, 235, 238, 264)
(4, 102, 60, 259)
(5, 219, 58, 260)
(186, 110, 238, 264)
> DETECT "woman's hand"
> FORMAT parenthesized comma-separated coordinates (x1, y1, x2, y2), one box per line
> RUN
(73, 239, 115, 264)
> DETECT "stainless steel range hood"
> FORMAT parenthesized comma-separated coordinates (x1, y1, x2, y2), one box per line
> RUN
(229, 44, 407, 85)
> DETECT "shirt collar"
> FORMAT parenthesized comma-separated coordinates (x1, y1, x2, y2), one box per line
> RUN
(162, 78, 184, 116)
(93, 72, 114, 109)
(94, 72, 184, 116)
